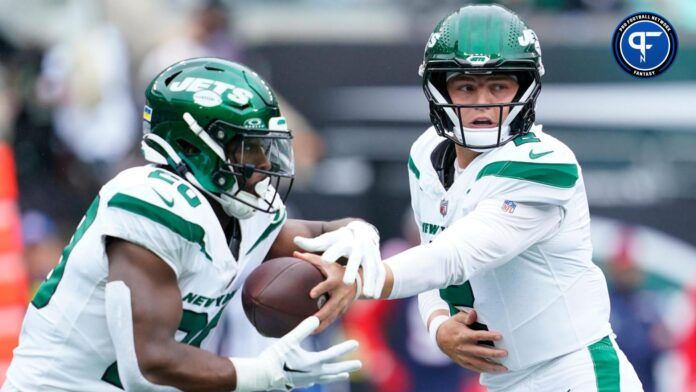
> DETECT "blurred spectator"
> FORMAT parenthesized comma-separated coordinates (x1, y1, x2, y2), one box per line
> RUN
(138, 0, 245, 89)
(0, 64, 16, 142)
(20, 210, 64, 296)
(608, 228, 670, 392)
(680, 288, 696, 391)
(37, 21, 137, 181)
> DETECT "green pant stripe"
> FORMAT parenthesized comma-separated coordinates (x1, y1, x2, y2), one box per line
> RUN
(588, 336, 620, 392)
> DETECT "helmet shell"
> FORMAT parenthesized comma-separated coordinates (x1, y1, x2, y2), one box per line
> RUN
(421, 4, 543, 75)
(143, 58, 281, 194)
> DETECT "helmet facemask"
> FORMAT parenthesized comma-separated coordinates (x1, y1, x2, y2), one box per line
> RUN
(423, 63, 541, 152)
(210, 120, 294, 219)
(142, 112, 294, 219)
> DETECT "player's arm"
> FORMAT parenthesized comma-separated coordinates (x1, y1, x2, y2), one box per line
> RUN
(299, 199, 562, 309)
(419, 290, 507, 373)
(106, 238, 237, 391)
(380, 199, 563, 299)
(106, 238, 360, 391)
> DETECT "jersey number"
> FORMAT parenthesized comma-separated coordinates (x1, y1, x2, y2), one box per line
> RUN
(149, 169, 201, 207)
(32, 196, 100, 309)
(101, 305, 230, 388)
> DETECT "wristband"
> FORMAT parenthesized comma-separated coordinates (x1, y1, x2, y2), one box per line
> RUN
(428, 315, 449, 348)
(229, 357, 269, 392)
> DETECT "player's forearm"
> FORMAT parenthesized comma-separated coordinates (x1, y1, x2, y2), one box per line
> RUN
(138, 342, 236, 392)
(419, 290, 450, 325)
(379, 201, 564, 299)
(379, 241, 461, 299)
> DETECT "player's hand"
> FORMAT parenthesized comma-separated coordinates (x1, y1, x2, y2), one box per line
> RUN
(295, 251, 357, 334)
(436, 310, 508, 373)
(231, 316, 362, 391)
(293, 220, 385, 298)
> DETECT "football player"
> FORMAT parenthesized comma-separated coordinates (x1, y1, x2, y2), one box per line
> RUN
(3, 58, 381, 391)
(299, 5, 644, 391)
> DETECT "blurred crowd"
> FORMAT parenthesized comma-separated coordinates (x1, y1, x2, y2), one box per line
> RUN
(0, 0, 695, 391)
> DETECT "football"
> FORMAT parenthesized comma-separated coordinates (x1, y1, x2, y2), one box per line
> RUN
(242, 257, 328, 338)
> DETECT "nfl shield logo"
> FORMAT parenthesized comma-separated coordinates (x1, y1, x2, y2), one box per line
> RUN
(502, 200, 517, 213)
(440, 199, 449, 216)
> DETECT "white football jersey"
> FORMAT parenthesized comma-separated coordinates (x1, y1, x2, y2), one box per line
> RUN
(408, 126, 612, 387)
(5, 165, 286, 391)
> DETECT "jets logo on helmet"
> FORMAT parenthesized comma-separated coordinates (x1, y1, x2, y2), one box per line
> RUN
(420, 5, 543, 151)
(465, 55, 490, 66)
(141, 58, 294, 220)
(169, 76, 254, 106)
(426, 32, 442, 49)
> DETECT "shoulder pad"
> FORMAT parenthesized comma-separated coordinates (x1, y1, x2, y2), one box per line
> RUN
(473, 129, 580, 205)
(99, 166, 218, 267)
(491, 126, 577, 166)
(103, 166, 212, 221)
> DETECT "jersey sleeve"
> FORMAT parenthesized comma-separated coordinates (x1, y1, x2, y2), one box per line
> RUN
(418, 289, 450, 325)
(386, 199, 563, 299)
(98, 186, 206, 278)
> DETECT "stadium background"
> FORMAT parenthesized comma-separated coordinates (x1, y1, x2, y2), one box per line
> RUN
(0, 0, 694, 390)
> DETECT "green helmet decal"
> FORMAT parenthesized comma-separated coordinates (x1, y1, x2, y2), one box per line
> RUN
(142, 58, 294, 218)
(420, 5, 544, 150)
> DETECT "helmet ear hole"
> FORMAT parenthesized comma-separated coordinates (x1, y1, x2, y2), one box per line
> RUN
(176, 138, 201, 156)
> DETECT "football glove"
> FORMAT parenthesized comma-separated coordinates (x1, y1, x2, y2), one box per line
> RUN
(231, 316, 361, 391)
(294, 221, 385, 298)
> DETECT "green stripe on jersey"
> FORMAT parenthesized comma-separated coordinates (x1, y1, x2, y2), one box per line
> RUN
(107, 193, 212, 261)
(247, 209, 287, 255)
(589, 336, 620, 392)
(408, 156, 420, 179)
(476, 161, 578, 188)
(32, 196, 100, 308)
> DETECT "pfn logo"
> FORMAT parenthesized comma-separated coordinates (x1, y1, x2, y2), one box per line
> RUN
(612, 13, 677, 78)
(628, 31, 662, 63)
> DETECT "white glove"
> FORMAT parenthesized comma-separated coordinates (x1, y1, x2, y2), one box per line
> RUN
(294, 221, 386, 298)
(231, 316, 361, 391)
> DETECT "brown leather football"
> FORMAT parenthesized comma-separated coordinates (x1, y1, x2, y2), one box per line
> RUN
(242, 257, 328, 338)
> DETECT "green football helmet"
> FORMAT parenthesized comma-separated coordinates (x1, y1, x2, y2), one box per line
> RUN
(141, 58, 294, 219)
(419, 4, 544, 151)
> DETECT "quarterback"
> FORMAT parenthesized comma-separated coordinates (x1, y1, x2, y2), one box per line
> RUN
(300, 5, 644, 392)
(2, 58, 383, 391)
